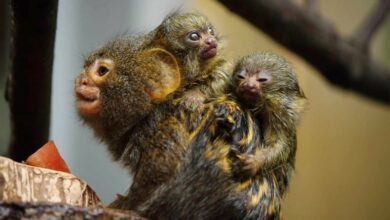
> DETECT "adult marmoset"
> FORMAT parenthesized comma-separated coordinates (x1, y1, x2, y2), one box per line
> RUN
(74, 34, 244, 219)
(75, 36, 190, 209)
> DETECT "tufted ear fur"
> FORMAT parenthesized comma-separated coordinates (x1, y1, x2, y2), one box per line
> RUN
(139, 48, 181, 102)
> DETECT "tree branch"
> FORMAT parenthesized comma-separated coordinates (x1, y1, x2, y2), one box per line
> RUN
(350, 0, 390, 54)
(304, 0, 319, 15)
(217, 0, 390, 104)
(7, 0, 58, 161)
(0, 202, 145, 220)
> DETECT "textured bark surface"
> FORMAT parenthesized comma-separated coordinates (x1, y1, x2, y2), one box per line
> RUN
(0, 202, 146, 220)
(0, 157, 147, 219)
(0, 156, 101, 207)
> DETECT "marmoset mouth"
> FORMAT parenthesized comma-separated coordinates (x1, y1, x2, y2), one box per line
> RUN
(75, 86, 101, 117)
(201, 47, 217, 59)
(238, 90, 261, 104)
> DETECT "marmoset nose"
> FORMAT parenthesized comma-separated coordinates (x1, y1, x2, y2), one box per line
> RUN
(205, 37, 217, 48)
(242, 83, 257, 93)
(76, 74, 93, 86)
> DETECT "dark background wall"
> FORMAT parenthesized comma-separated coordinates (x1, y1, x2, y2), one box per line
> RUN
(0, 0, 10, 156)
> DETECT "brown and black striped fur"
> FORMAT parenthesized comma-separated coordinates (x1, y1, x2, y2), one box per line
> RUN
(135, 72, 305, 219)
(76, 22, 304, 219)
(133, 97, 285, 219)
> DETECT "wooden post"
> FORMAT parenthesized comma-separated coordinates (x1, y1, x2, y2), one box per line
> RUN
(8, 0, 58, 161)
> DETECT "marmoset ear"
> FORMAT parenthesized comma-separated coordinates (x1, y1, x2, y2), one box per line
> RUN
(139, 48, 181, 102)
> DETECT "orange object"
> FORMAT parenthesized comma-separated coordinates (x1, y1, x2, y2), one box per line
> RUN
(25, 140, 71, 173)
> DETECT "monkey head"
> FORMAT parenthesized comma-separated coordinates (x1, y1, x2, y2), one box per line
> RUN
(233, 52, 306, 111)
(75, 37, 181, 143)
(157, 12, 221, 61)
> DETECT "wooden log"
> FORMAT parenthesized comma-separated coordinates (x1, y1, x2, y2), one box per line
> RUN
(0, 157, 147, 219)
(0, 156, 101, 207)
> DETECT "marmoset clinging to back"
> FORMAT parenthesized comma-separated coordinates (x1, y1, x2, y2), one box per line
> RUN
(146, 12, 232, 111)
(232, 52, 306, 177)
(224, 52, 306, 219)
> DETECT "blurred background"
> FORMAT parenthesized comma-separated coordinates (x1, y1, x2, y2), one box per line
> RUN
(0, 0, 389, 219)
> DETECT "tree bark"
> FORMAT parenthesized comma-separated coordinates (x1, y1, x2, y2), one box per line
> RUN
(8, 0, 58, 161)
(0, 156, 147, 219)
(217, 0, 390, 104)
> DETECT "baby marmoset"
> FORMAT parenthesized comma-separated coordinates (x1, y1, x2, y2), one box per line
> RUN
(231, 52, 306, 176)
(145, 12, 232, 111)
(226, 52, 306, 219)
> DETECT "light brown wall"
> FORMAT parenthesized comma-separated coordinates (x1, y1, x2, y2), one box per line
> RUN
(191, 1, 390, 219)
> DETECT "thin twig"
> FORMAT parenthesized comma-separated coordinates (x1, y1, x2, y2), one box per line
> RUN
(350, 0, 390, 54)
(304, 0, 319, 14)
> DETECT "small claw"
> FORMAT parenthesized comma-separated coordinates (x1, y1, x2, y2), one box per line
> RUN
(238, 153, 263, 177)
(236, 154, 244, 160)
